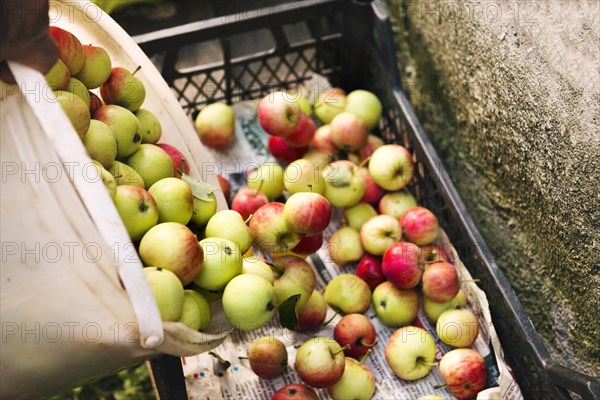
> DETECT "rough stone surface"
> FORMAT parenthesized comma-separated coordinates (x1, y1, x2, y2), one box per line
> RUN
(387, 0, 599, 375)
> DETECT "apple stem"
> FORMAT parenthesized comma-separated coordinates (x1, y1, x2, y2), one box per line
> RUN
(323, 312, 338, 327)
(359, 349, 372, 365)
(433, 383, 447, 389)
(461, 279, 480, 283)
(332, 344, 351, 357)
(357, 156, 371, 169)
(113, 174, 122, 179)
(244, 214, 253, 225)
(417, 360, 438, 367)
(132, 65, 142, 76)
(238, 356, 249, 360)
(308, 184, 313, 193)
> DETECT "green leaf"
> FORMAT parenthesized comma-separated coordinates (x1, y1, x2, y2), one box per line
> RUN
(279, 294, 301, 331)
(181, 173, 219, 201)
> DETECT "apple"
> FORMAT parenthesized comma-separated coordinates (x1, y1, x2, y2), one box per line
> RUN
(135, 108, 162, 144)
(148, 177, 194, 224)
(378, 190, 417, 219)
(189, 193, 218, 227)
(283, 192, 332, 236)
(73, 45, 111, 89)
(310, 124, 337, 154)
(420, 243, 451, 264)
(242, 256, 275, 284)
(231, 185, 269, 221)
(217, 174, 231, 204)
(49, 26, 84, 74)
(330, 112, 369, 152)
(222, 274, 275, 331)
(205, 209, 253, 253)
(437, 308, 479, 348)
(139, 222, 203, 285)
(268, 136, 308, 164)
(341, 202, 377, 232)
(187, 282, 223, 303)
(422, 261, 460, 302)
(357, 134, 385, 162)
(249, 202, 301, 254)
(108, 160, 145, 188)
(283, 158, 325, 195)
(328, 226, 364, 266)
(385, 326, 436, 380)
(284, 113, 316, 148)
(294, 336, 346, 388)
(247, 163, 285, 200)
(423, 290, 467, 323)
(400, 206, 440, 245)
(113, 185, 158, 241)
(94, 104, 142, 159)
(359, 214, 402, 256)
(44, 58, 70, 90)
(245, 336, 288, 379)
(333, 313, 377, 358)
(53, 90, 90, 138)
(82, 119, 117, 169)
(372, 281, 419, 326)
(143, 267, 184, 321)
(65, 77, 91, 108)
(322, 160, 366, 208)
(302, 149, 333, 170)
(257, 91, 302, 137)
(368, 144, 414, 191)
(89, 91, 104, 115)
(193, 237, 243, 291)
(155, 143, 190, 178)
(439, 349, 487, 399)
(344, 89, 382, 130)
(100, 66, 146, 112)
(324, 274, 371, 315)
(314, 87, 346, 124)
(296, 289, 328, 332)
(178, 289, 212, 331)
(355, 254, 385, 290)
(381, 241, 422, 289)
(271, 384, 319, 400)
(290, 233, 324, 256)
(356, 167, 384, 206)
(125, 144, 174, 189)
(272, 256, 316, 310)
(195, 102, 235, 149)
(328, 357, 376, 400)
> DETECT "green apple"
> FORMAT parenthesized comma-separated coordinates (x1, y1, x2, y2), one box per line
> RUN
(139, 222, 203, 285)
(341, 202, 377, 232)
(322, 160, 365, 208)
(378, 189, 418, 219)
(89, 160, 117, 199)
(328, 357, 376, 400)
(272, 256, 316, 310)
(194, 237, 243, 291)
(436, 308, 479, 348)
(327, 226, 364, 266)
(74, 45, 112, 89)
(82, 119, 117, 169)
(148, 177, 193, 224)
(135, 108, 162, 144)
(187, 282, 223, 303)
(143, 267, 185, 321)
(94, 104, 142, 159)
(178, 289, 212, 331)
(54, 90, 90, 139)
(324, 274, 371, 315)
(283, 158, 325, 195)
(247, 163, 284, 200)
(65, 77, 90, 108)
(113, 185, 158, 241)
(385, 326, 436, 380)
(302, 149, 332, 169)
(222, 274, 275, 331)
(314, 87, 346, 124)
(125, 144, 174, 189)
(189, 193, 218, 227)
(359, 214, 402, 256)
(423, 290, 467, 323)
(242, 256, 275, 284)
(344, 89, 382, 131)
(246, 336, 288, 379)
(372, 281, 419, 326)
(204, 209, 253, 254)
(294, 336, 346, 388)
(194, 102, 235, 150)
(100, 66, 146, 112)
(108, 160, 145, 188)
(368, 144, 414, 191)
(44, 58, 70, 90)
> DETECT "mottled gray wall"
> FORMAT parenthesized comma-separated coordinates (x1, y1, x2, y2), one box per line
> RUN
(387, 0, 599, 375)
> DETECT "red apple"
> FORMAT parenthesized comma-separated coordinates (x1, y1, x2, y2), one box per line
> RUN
(156, 143, 190, 178)
(421, 261, 460, 302)
(89, 91, 104, 115)
(249, 202, 301, 254)
(284, 114, 316, 148)
(246, 336, 288, 379)
(283, 192, 333, 236)
(355, 254, 385, 290)
(271, 384, 319, 400)
(290, 233, 324, 256)
(439, 349, 487, 399)
(330, 112, 369, 152)
(310, 124, 337, 154)
(334, 313, 377, 358)
(400, 206, 440, 245)
(268, 136, 308, 164)
(356, 167, 384, 206)
(296, 289, 328, 332)
(381, 241, 422, 289)
(49, 26, 84, 75)
(257, 91, 301, 137)
(231, 185, 269, 221)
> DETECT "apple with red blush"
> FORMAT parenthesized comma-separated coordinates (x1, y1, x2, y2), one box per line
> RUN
(400, 206, 440, 245)
(268, 136, 308, 164)
(355, 254, 385, 290)
(381, 241, 422, 289)
(333, 313, 377, 358)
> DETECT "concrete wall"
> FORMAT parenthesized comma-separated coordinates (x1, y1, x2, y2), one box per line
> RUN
(387, 0, 599, 376)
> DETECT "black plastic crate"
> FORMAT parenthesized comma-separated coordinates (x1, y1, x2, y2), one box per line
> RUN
(133, 1, 600, 399)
